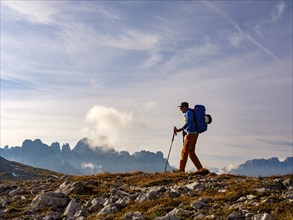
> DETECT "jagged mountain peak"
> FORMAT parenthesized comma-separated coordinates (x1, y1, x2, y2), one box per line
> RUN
(1, 138, 172, 175)
(229, 157, 293, 177)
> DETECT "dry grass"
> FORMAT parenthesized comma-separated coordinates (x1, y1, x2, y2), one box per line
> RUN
(1, 172, 292, 220)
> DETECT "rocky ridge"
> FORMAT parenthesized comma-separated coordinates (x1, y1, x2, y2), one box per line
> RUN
(1, 138, 172, 175)
(0, 171, 292, 219)
(0, 156, 61, 180)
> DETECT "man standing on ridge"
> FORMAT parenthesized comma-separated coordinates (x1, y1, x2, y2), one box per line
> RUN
(173, 102, 206, 173)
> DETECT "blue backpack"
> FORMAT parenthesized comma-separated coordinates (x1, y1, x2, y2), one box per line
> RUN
(193, 105, 212, 133)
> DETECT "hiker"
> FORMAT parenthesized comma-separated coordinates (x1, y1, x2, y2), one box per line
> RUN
(173, 102, 204, 172)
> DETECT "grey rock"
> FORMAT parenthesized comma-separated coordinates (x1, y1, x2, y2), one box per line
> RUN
(60, 175, 70, 182)
(135, 186, 166, 202)
(63, 198, 81, 217)
(177, 186, 191, 194)
(42, 211, 61, 220)
(88, 197, 106, 212)
(74, 207, 89, 218)
(229, 203, 243, 210)
(0, 208, 9, 215)
(191, 201, 206, 210)
(47, 178, 55, 183)
(193, 212, 206, 219)
(98, 204, 118, 216)
(30, 191, 68, 211)
(20, 195, 27, 200)
(245, 212, 255, 218)
(185, 181, 200, 190)
(254, 187, 269, 193)
(111, 188, 130, 197)
(154, 208, 181, 220)
(8, 186, 27, 196)
(190, 197, 211, 210)
(116, 195, 133, 206)
(0, 185, 16, 194)
(166, 188, 180, 198)
(251, 213, 274, 220)
(55, 181, 86, 195)
(199, 197, 212, 204)
(31, 187, 42, 194)
(246, 194, 257, 200)
(226, 211, 244, 220)
(281, 189, 293, 200)
(283, 177, 293, 188)
(0, 197, 10, 208)
(236, 196, 246, 202)
(124, 211, 145, 220)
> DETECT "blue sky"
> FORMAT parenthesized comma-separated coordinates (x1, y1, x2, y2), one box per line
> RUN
(1, 1, 292, 170)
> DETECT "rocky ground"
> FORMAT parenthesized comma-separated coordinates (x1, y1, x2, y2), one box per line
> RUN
(0, 171, 292, 220)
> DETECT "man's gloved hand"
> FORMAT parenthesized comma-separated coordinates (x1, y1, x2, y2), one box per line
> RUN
(173, 126, 179, 133)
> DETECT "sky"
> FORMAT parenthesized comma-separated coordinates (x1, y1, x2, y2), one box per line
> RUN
(1, 0, 292, 171)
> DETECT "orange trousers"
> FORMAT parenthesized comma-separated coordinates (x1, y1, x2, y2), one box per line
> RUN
(179, 133, 203, 172)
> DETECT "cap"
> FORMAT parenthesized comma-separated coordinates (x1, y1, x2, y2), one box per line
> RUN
(178, 102, 189, 108)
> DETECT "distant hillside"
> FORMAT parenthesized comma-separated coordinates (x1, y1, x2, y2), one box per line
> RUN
(0, 156, 61, 180)
(229, 157, 293, 177)
(0, 138, 172, 175)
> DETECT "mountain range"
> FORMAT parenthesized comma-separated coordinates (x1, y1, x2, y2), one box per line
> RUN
(0, 138, 172, 175)
(229, 157, 292, 177)
(1, 138, 292, 177)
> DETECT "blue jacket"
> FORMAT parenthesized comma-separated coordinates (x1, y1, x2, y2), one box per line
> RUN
(183, 109, 197, 134)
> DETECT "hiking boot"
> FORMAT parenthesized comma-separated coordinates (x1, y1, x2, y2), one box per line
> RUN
(194, 168, 210, 175)
(173, 169, 184, 173)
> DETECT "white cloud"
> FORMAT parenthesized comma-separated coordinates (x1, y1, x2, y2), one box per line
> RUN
(81, 162, 101, 170)
(84, 4, 121, 20)
(161, 39, 219, 71)
(103, 29, 161, 51)
(142, 52, 163, 69)
(81, 162, 102, 173)
(2, 1, 61, 24)
(81, 106, 135, 148)
(204, 1, 285, 65)
(271, 1, 285, 22)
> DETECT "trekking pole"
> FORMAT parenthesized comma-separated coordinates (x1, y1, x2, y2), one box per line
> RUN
(183, 133, 184, 145)
(164, 132, 176, 172)
(182, 131, 186, 145)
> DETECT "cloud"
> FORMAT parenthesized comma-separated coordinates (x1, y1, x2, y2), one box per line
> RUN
(102, 29, 161, 51)
(2, 1, 61, 25)
(161, 38, 220, 71)
(141, 52, 163, 69)
(271, 1, 285, 23)
(81, 162, 101, 170)
(81, 162, 102, 173)
(81, 106, 135, 148)
(2, 1, 120, 25)
(204, 1, 285, 65)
